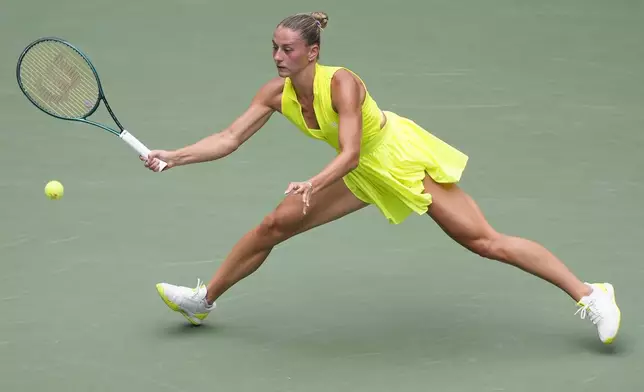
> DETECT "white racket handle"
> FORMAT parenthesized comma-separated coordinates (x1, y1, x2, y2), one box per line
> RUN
(119, 130, 167, 172)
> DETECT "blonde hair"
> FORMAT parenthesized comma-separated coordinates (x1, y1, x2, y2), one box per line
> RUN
(277, 12, 329, 46)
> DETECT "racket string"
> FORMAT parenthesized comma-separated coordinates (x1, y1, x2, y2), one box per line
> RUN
(18, 40, 100, 119)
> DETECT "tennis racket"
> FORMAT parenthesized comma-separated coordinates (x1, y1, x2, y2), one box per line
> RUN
(16, 37, 167, 171)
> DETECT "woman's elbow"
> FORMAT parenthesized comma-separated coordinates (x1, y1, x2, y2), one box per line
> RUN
(345, 150, 360, 170)
(222, 130, 241, 153)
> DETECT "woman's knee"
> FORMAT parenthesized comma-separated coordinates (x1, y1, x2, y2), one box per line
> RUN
(257, 207, 302, 243)
(465, 231, 509, 261)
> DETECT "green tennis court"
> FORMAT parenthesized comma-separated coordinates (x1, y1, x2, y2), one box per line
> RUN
(1, 0, 642, 391)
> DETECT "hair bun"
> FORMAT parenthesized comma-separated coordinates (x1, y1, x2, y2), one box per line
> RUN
(310, 11, 329, 29)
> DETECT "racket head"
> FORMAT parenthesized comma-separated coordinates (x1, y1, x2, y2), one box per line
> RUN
(16, 37, 103, 121)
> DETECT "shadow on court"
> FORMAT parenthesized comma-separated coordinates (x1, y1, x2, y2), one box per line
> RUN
(152, 305, 632, 361)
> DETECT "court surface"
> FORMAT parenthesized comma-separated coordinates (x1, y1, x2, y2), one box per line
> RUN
(1, 0, 642, 391)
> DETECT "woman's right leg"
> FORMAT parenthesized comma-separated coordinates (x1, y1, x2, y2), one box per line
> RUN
(205, 179, 368, 303)
(155, 178, 368, 324)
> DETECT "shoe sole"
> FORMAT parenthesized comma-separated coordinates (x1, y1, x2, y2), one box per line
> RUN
(156, 283, 202, 326)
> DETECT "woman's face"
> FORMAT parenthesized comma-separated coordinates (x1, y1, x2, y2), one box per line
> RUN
(272, 26, 318, 77)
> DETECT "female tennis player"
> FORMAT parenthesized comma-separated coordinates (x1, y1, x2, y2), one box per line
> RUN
(144, 12, 620, 344)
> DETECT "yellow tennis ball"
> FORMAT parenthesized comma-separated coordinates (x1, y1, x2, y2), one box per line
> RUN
(45, 180, 64, 200)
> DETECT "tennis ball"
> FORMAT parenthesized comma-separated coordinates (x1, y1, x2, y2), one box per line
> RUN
(45, 180, 64, 200)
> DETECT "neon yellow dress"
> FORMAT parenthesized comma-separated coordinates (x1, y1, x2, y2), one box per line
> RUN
(280, 63, 469, 224)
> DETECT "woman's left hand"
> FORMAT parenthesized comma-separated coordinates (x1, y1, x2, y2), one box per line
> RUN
(284, 181, 314, 214)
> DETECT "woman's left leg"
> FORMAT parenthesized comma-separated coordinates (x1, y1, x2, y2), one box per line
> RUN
(422, 175, 590, 301)
(422, 174, 622, 344)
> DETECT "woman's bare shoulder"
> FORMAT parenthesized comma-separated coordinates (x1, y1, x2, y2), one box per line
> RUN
(255, 77, 286, 112)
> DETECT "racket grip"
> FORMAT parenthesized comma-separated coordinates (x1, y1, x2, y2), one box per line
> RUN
(119, 130, 168, 172)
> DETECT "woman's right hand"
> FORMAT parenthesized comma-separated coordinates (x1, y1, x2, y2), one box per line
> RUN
(140, 150, 176, 172)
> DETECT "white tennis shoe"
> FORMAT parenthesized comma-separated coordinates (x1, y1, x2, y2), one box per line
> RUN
(575, 282, 621, 344)
(156, 279, 215, 325)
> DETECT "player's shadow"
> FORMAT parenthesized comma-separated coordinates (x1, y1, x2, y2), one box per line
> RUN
(158, 321, 220, 334)
(152, 305, 631, 361)
(569, 334, 631, 356)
